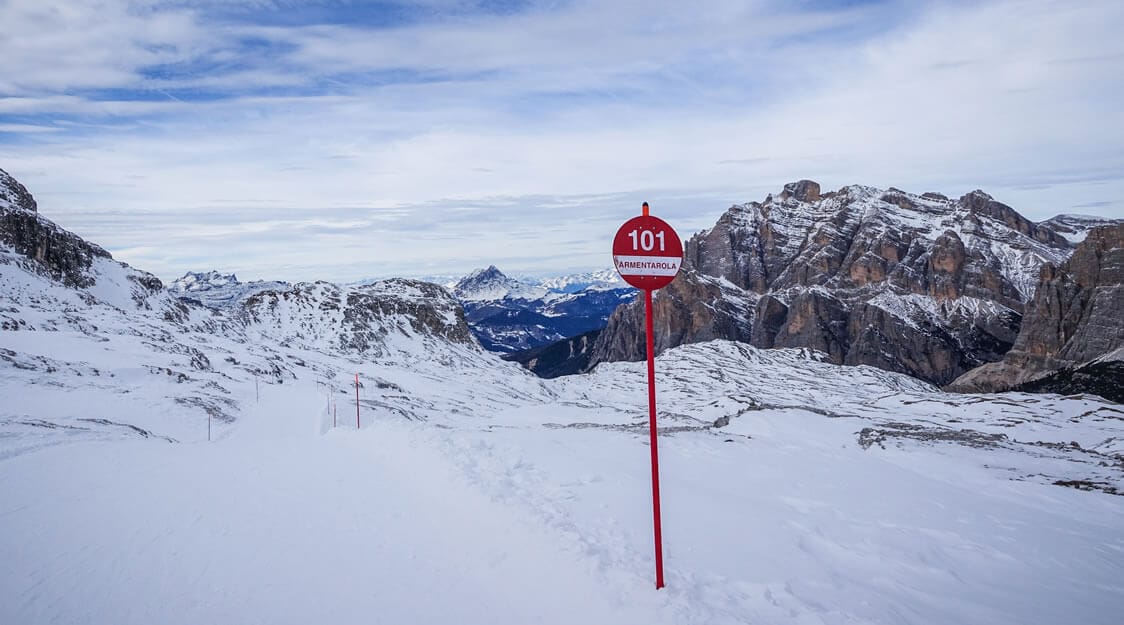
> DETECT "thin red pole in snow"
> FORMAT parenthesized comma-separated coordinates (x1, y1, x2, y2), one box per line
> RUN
(645, 288, 665, 589)
(355, 373, 360, 429)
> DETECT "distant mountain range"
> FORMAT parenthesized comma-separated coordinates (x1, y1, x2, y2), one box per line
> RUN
(448, 266, 633, 353)
(165, 265, 634, 356)
(4, 167, 1120, 401)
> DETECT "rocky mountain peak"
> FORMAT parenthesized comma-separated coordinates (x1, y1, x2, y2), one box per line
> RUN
(170, 271, 240, 293)
(0, 168, 37, 213)
(958, 189, 1069, 248)
(469, 265, 504, 281)
(780, 179, 822, 203)
(453, 265, 547, 302)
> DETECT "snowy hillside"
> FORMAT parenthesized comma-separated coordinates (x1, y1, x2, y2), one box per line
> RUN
(1038, 214, 1122, 244)
(3, 325, 1122, 624)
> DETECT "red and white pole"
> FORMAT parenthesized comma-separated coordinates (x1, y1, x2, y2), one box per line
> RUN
(645, 288, 665, 589)
(612, 201, 681, 590)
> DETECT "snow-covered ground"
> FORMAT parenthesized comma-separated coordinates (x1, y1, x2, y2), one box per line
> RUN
(2, 328, 1122, 624)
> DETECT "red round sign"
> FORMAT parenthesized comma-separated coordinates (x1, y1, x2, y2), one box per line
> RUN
(612, 214, 683, 290)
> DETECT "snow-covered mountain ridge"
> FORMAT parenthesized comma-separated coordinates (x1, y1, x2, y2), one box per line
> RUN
(590, 180, 1123, 386)
(166, 265, 634, 355)
(168, 270, 289, 308)
(451, 265, 633, 353)
(453, 265, 552, 302)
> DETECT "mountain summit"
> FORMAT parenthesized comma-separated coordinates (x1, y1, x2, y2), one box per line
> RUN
(452, 265, 548, 302)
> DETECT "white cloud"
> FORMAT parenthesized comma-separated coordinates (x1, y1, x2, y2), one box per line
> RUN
(1, 0, 1122, 282)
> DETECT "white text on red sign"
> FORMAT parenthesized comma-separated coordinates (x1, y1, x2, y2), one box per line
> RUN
(627, 229, 667, 252)
(614, 256, 682, 276)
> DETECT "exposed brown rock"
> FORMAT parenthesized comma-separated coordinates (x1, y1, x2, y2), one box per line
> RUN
(587, 270, 753, 363)
(949, 223, 1124, 399)
(1, 172, 113, 289)
(780, 180, 821, 203)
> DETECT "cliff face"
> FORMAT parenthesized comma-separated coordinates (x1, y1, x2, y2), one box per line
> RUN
(588, 181, 1083, 386)
(0, 167, 164, 300)
(948, 224, 1124, 401)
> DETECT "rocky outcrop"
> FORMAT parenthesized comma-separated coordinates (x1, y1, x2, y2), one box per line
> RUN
(1, 167, 120, 289)
(589, 181, 1091, 385)
(0, 168, 37, 213)
(504, 328, 602, 379)
(948, 224, 1124, 400)
(587, 270, 754, 363)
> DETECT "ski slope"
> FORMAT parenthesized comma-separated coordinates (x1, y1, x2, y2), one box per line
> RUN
(2, 341, 1122, 625)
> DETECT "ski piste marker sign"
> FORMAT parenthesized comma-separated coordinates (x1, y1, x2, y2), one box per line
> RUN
(612, 210, 683, 290)
(612, 202, 682, 591)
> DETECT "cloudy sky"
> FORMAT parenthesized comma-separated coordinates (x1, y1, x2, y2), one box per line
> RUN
(1, 0, 1121, 283)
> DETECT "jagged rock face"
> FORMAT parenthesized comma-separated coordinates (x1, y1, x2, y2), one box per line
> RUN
(0, 169, 125, 290)
(587, 270, 754, 363)
(590, 182, 1082, 385)
(0, 168, 37, 213)
(949, 224, 1124, 399)
(0, 206, 111, 289)
(1030, 225, 1124, 364)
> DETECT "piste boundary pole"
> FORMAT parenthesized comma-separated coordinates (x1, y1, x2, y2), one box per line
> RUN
(645, 288, 665, 589)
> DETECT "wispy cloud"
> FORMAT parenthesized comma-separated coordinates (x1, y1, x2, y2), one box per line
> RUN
(1, 0, 1122, 282)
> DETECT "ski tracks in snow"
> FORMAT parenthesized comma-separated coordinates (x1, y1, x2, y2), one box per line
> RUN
(412, 422, 795, 624)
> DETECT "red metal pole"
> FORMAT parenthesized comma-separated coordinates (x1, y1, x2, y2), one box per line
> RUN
(355, 373, 360, 429)
(645, 288, 665, 589)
